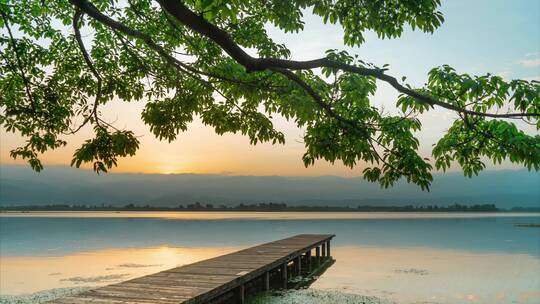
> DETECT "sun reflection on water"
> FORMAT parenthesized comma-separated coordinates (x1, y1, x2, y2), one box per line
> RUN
(0, 246, 238, 295)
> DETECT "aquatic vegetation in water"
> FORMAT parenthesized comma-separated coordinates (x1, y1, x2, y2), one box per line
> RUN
(393, 268, 429, 275)
(116, 263, 163, 268)
(514, 223, 540, 228)
(0, 287, 91, 304)
(60, 274, 129, 283)
(247, 289, 394, 304)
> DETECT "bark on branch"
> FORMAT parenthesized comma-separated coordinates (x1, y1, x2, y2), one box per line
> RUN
(72, 10, 103, 132)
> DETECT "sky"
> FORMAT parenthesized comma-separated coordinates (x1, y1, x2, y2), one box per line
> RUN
(1, 0, 539, 176)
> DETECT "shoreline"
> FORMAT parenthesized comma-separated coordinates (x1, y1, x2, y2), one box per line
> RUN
(0, 287, 394, 304)
(1, 210, 539, 220)
(3, 209, 540, 213)
(2, 203, 531, 213)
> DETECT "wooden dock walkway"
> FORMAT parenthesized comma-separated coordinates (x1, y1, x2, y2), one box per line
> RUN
(50, 234, 335, 304)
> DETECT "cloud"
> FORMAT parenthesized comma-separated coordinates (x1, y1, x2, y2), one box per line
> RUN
(517, 53, 540, 68)
(523, 75, 540, 82)
(518, 58, 540, 68)
(497, 68, 512, 79)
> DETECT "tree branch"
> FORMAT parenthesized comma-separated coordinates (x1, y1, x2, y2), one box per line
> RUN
(66, 0, 434, 182)
(71, 9, 104, 132)
(66, 0, 432, 141)
(0, 9, 36, 109)
(270, 67, 370, 136)
(156, 0, 538, 119)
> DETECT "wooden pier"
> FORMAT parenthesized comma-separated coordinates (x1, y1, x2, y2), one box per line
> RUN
(50, 234, 335, 304)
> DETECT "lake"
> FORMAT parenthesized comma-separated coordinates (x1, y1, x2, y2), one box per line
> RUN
(0, 212, 539, 303)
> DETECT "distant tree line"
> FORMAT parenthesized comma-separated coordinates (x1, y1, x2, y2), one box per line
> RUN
(1, 203, 533, 212)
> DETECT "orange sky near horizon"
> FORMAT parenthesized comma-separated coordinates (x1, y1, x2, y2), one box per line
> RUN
(0, 96, 528, 176)
(0, 100, 366, 176)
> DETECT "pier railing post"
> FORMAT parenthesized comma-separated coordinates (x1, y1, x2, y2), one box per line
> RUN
(327, 240, 331, 257)
(306, 250, 312, 273)
(281, 263, 288, 289)
(315, 246, 320, 266)
(295, 256, 302, 277)
(237, 284, 245, 304)
(264, 271, 270, 292)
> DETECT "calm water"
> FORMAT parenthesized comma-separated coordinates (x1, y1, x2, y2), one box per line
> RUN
(0, 212, 539, 303)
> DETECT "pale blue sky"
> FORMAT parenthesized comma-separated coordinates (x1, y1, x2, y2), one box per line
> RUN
(269, 0, 539, 84)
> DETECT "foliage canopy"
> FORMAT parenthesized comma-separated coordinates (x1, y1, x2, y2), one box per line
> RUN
(1, 0, 539, 190)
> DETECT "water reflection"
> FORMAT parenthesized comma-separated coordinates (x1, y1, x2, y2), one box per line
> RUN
(1, 211, 538, 220)
(1, 245, 538, 304)
(0, 246, 237, 294)
(1, 213, 538, 256)
(0, 212, 539, 303)
(317, 246, 540, 304)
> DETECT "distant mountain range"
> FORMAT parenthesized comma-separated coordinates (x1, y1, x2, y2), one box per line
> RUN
(0, 165, 538, 208)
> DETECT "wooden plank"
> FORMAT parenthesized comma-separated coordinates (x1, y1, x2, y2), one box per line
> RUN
(49, 234, 334, 304)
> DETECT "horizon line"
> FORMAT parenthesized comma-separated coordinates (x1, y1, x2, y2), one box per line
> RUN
(0, 164, 535, 179)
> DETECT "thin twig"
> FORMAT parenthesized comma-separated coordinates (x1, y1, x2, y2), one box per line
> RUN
(72, 9, 105, 132)
(0, 9, 36, 109)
